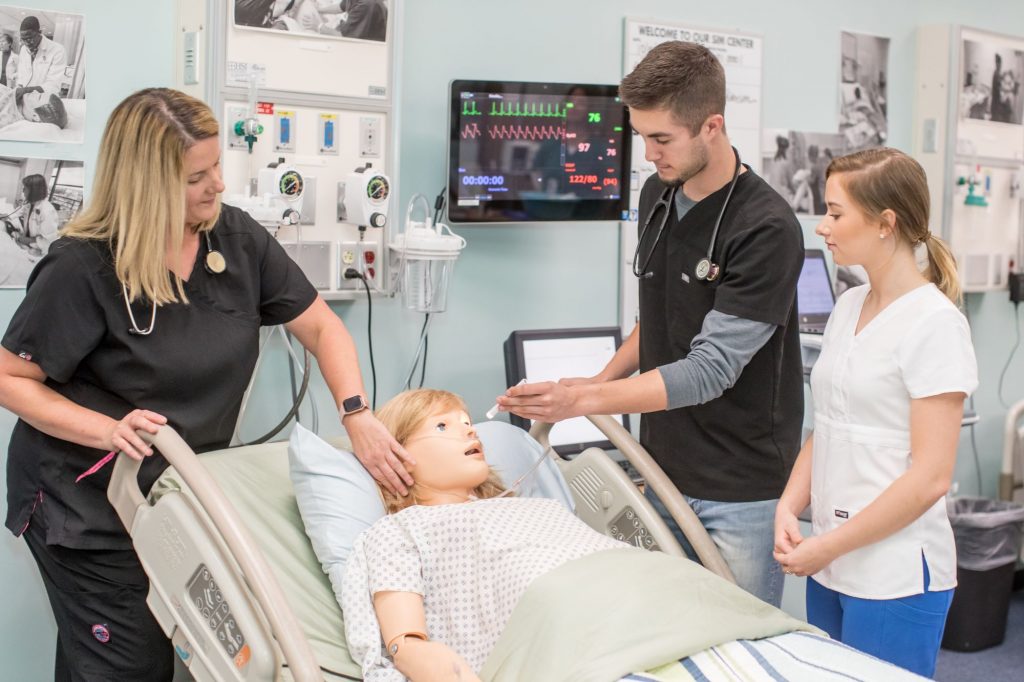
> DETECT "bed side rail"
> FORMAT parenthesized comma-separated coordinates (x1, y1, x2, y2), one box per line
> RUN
(1000, 400, 1024, 502)
(530, 416, 735, 583)
(108, 425, 322, 681)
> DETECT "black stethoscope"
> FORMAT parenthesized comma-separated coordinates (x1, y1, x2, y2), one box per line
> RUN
(632, 146, 742, 282)
(123, 231, 226, 336)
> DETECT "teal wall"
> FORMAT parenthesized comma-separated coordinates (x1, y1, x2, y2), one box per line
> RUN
(3, 0, 1024, 677)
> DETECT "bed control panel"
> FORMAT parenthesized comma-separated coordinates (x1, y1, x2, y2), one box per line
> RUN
(133, 489, 278, 680)
(557, 447, 684, 557)
(187, 564, 249, 666)
(609, 506, 659, 550)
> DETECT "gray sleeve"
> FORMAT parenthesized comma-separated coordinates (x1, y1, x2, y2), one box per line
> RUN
(657, 310, 776, 409)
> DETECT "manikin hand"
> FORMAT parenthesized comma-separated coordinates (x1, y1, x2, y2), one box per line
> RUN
(342, 409, 415, 496)
(394, 639, 481, 682)
(107, 409, 167, 460)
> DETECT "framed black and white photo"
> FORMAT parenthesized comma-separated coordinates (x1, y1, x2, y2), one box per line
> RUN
(234, 0, 388, 43)
(0, 156, 82, 287)
(961, 38, 1024, 125)
(0, 5, 85, 143)
(761, 129, 847, 216)
(838, 31, 889, 152)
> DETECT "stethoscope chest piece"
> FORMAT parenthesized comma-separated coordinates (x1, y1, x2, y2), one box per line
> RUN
(695, 257, 720, 282)
(205, 249, 227, 274)
(203, 231, 227, 274)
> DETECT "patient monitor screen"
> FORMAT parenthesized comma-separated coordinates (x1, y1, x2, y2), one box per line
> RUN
(797, 250, 835, 332)
(448, 80, 630, 222)
(505, 328, 630, 455)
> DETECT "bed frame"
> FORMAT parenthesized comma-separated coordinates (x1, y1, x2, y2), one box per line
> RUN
(108, 416, 732, 681)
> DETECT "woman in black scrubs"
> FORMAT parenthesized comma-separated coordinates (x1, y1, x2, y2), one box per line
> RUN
(0, 88, 413, 681)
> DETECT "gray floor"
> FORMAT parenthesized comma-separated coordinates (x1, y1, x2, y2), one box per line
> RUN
(935, 589, 1024, 682)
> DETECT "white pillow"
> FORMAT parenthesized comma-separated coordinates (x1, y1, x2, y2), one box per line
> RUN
(287, 421, 575, 582)
(288, 424, 385, 575)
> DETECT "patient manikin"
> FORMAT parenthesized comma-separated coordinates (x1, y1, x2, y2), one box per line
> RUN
(0, 85, 68, 129)
(341, 389, 628, 682)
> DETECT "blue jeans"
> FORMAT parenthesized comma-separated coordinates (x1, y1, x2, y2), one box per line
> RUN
(644, 488, 783, 607)
(806, 558, 953, 678)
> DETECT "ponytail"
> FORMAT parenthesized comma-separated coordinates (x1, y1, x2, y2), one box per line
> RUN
(922, 233, 962, 306)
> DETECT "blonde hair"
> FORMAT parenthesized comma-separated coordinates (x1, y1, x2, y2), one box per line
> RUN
(62, 88, 221, 305)
(375, 389, 507, 514)
(826, 147, 961, 305)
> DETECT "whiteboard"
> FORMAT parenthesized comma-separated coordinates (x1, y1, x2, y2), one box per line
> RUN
(619, 18, 764, 334)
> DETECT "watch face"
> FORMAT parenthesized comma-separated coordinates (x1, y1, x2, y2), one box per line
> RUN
(343, 395, 366, 413)
(695, 258, 711, 280)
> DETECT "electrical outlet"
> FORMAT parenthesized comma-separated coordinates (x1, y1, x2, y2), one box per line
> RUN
(359, 116, 381, 157)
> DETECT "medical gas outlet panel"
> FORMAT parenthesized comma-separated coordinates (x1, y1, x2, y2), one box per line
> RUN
(913, 25, 1024, 292)
(221, 100, 390, 299)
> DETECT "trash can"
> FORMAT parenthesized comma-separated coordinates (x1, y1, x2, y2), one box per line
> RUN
(942, 497, 1024, 652)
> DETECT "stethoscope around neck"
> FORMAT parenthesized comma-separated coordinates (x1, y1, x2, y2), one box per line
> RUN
(632, 146, 742, 282)
(122, 231, 227, 336)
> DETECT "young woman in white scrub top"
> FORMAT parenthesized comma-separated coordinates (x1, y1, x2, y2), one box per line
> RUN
(773, 147, 977, 678)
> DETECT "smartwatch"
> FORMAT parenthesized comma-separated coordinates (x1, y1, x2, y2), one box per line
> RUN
(342, 394, 369, 417)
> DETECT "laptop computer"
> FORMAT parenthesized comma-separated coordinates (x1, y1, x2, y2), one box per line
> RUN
(797, 249, 836, 334)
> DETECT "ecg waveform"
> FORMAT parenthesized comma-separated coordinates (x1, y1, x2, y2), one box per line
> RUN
(460, 123, 565, 141)
(489, 101, 567, 117)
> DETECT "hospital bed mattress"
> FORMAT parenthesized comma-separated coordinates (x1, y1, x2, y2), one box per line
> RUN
(146, 436, 926, 681)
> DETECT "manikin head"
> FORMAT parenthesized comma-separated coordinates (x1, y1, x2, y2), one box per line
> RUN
(23, 91, 68, 128)
(619, 41, 727, 187)
(375, 389, 507, 514)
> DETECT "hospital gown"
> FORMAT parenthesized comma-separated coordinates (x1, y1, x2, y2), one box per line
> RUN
(342, 497, 627, 680)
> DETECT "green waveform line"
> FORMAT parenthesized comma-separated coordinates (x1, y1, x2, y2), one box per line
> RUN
(488, 101, 567, 118)
(461, 101, 481, 116)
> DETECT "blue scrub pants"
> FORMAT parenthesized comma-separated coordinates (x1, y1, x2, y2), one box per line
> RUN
(806, 559, 953, 679)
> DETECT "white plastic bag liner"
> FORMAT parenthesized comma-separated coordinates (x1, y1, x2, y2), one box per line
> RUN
(947, 497, 1024, 571)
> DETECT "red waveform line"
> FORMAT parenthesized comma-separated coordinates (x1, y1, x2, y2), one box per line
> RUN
(486, 124, 565, 141)
(461, 123, 481, 139)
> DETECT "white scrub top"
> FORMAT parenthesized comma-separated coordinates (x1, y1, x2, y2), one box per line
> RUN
(810, 283, 977, 599)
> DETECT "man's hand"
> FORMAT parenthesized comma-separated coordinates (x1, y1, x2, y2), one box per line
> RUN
(495, 380, 581, 423)
(342, 409, 415, 496)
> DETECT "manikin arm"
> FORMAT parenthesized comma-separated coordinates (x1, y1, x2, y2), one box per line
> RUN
(373, 591, 480, 681)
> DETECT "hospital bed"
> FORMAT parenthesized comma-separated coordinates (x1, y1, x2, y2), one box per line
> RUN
(107, 416, 927, 681)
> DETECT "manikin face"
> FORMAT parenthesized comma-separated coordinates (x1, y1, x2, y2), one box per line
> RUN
(404, 407, 490, 497)
(816, 174, 888, 267)
(629, 107, 709, 187)
(184, 136, 225, 227)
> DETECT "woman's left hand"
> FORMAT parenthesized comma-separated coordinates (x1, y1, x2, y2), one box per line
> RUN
(342, 410, 416, 497)
(496, 381, 580, 423)
(774, 535, 836, 578)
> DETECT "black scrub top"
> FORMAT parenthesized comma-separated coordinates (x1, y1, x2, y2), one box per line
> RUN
(637, 169, 804, 502)
(3, 204, 317, 549)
